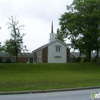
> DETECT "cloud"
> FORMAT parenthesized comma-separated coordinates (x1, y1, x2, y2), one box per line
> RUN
(19, 0, 68, 21)
(0, 0, 73, 22)
(0, 0, 73, 51)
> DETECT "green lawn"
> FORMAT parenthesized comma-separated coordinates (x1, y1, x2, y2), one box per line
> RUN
(0, 62, 100, 92)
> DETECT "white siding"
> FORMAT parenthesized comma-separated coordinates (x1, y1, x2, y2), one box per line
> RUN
(48, 41, 67, 63)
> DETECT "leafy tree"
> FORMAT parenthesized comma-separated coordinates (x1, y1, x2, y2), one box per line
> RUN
(0, 42, 4, 51)
(0, 28, 1, 51)
(59, 0, 100, 62)
(0, 42, 1, 51)
(56, 28, 65, 42)
(3, 16, 28, 62)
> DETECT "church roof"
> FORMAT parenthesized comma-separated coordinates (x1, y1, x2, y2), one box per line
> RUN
(33, 39, 69, 52)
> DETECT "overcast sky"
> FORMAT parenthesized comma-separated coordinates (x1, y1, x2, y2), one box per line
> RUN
(0, 0, 73, 52)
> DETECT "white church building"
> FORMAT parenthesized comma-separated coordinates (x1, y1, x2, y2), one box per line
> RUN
(33, 22, 70, 63)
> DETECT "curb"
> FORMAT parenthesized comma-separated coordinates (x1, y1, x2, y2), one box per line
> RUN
(0, 86, 100, 95)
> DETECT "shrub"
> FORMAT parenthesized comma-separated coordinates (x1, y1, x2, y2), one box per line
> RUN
(92, 57, 97, 62)
(76, 57, 81, 62)
(6, 59, 11, 63)
(81, 57, 88, 62)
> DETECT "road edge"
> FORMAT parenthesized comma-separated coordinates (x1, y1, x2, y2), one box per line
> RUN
(0, 86, 100, 95)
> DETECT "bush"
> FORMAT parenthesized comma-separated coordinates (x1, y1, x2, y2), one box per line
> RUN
(92, 57, 97, 62)
(81, 57, 88, 62)
(6, 59, 11, 63)
(76, 57, 81, 62)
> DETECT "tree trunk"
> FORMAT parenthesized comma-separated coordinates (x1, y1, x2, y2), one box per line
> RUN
(15, 41, 18, 63)
(86, 47, 91, 62)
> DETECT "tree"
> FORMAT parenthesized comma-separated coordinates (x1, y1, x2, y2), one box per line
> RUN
(59, 0, 100, 62)
(56, 28, 65, 42)
(3, 16, 28, 62)
(0, 42, 4, 51)
(0, 28, 1, 51)
(0, 42, 1, 51)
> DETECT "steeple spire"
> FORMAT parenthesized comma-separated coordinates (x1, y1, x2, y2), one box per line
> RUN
(49, 21, 55, 43)
(51, 21, 53, 33)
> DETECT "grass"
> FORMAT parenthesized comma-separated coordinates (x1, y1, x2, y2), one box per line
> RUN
(0, 62, 100, 92)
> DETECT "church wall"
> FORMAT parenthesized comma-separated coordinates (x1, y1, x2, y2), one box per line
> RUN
(48, 41, 67, 63)
(42, 47, 48, 63)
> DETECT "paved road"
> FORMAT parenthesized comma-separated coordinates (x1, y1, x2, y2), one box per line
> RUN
(0, 88, 100, 100)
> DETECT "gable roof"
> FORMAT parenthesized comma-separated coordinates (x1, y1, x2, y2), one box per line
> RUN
(33, 39, 69, 52)
(71, 52, 80, 58)
(70, 52, 77, 58)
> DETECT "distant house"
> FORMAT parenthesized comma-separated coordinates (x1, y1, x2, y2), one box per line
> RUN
(70, 52, 86, 62)
(33, 22, 70, 63)
(0, 52, 34, 63)
(70, 51, 100, 62)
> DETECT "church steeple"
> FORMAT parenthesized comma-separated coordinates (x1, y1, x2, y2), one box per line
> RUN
(49, 21, 55, 43)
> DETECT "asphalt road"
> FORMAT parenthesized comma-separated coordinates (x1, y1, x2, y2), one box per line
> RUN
(0, 88, 100, 100)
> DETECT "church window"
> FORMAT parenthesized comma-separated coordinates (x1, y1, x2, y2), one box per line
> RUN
(56, 46, 60, 52)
